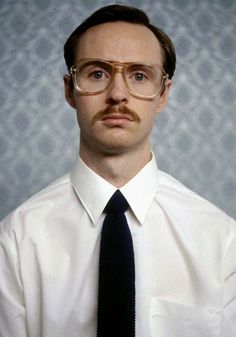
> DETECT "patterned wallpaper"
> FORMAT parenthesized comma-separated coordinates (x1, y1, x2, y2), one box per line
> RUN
(0, 0, 235, 220)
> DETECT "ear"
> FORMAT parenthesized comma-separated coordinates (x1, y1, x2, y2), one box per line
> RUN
(63, 74, 76, 109)
(156, 79, 172, 113)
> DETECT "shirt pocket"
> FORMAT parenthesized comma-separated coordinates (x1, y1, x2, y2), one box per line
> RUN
(150, 297, 220, 337)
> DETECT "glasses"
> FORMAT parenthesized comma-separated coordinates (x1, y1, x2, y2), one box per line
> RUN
(69, 58, 168, 100)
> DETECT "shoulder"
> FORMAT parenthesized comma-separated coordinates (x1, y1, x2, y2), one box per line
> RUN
(0, 174, 72, 237)
(156, 169, 235, 232)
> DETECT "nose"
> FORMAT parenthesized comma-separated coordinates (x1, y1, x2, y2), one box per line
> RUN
(105, 72, 129, 105)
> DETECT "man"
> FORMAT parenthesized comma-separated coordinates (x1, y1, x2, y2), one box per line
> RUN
(0, 4, 235, 337)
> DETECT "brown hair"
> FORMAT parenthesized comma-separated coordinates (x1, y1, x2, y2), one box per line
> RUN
(64, 4, 176, 79)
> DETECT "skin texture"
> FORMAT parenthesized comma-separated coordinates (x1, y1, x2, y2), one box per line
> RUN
(64, 21, 172, 187)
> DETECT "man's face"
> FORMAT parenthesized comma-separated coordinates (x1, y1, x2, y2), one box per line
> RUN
(64, 21, 171, 157)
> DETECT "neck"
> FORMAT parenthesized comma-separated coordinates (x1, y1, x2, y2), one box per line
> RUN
(79, 145, 152, 188)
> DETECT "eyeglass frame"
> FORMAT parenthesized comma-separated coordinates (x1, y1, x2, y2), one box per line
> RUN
(69, 58, 169, 100)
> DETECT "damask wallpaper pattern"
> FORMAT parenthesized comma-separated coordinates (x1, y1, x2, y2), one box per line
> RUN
(0, 0, 235, 220)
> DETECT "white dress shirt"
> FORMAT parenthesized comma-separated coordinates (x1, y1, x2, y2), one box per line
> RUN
(0, 154, 236, 337)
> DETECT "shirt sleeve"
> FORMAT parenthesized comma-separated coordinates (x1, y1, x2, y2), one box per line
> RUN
(0, 219, 28, 337)
(221, 219, 236, 336)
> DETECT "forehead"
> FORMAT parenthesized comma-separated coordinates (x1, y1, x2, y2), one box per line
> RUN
(75, 21, 163, 64)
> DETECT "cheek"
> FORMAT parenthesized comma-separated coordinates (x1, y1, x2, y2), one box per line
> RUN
(138, 102, 159, 133)
(74, 98, 94, 124)
(75, 99, 101, 132)
(139, 101, 158, 120)
(75, 95, 105, 118)
(76, 110, 90, 129)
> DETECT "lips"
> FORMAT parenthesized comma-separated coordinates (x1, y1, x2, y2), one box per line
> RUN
(101, 113, 133, 121)
(101, 113, 133, 126)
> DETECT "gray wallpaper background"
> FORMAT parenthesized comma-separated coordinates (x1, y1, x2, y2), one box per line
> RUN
(0, 0, 235, 220)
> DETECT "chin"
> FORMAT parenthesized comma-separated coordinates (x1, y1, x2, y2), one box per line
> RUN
(99, 143, 129, 156)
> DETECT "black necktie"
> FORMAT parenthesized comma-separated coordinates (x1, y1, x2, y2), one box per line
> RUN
(97, 190, 135, 337)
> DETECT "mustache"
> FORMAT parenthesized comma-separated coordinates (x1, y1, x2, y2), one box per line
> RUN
(92, 105, 141, 124)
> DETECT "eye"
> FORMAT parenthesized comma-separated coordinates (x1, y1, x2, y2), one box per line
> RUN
(88, 69, 108, 80)
(127, 66, 150, 83)
(79, 62, 110, 81)
(134, 72, 146, 81)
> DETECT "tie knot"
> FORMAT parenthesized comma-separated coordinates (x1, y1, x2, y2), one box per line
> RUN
(104, 190, 129, 214)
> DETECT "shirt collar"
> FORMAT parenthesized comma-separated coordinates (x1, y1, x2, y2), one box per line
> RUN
(70, 152, 160, 225)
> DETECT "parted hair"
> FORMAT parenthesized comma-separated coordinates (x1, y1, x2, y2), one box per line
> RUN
(64, 4, 176, 79)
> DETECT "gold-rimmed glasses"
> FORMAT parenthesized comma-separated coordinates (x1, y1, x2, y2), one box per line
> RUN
(69, 58, 168, 100)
